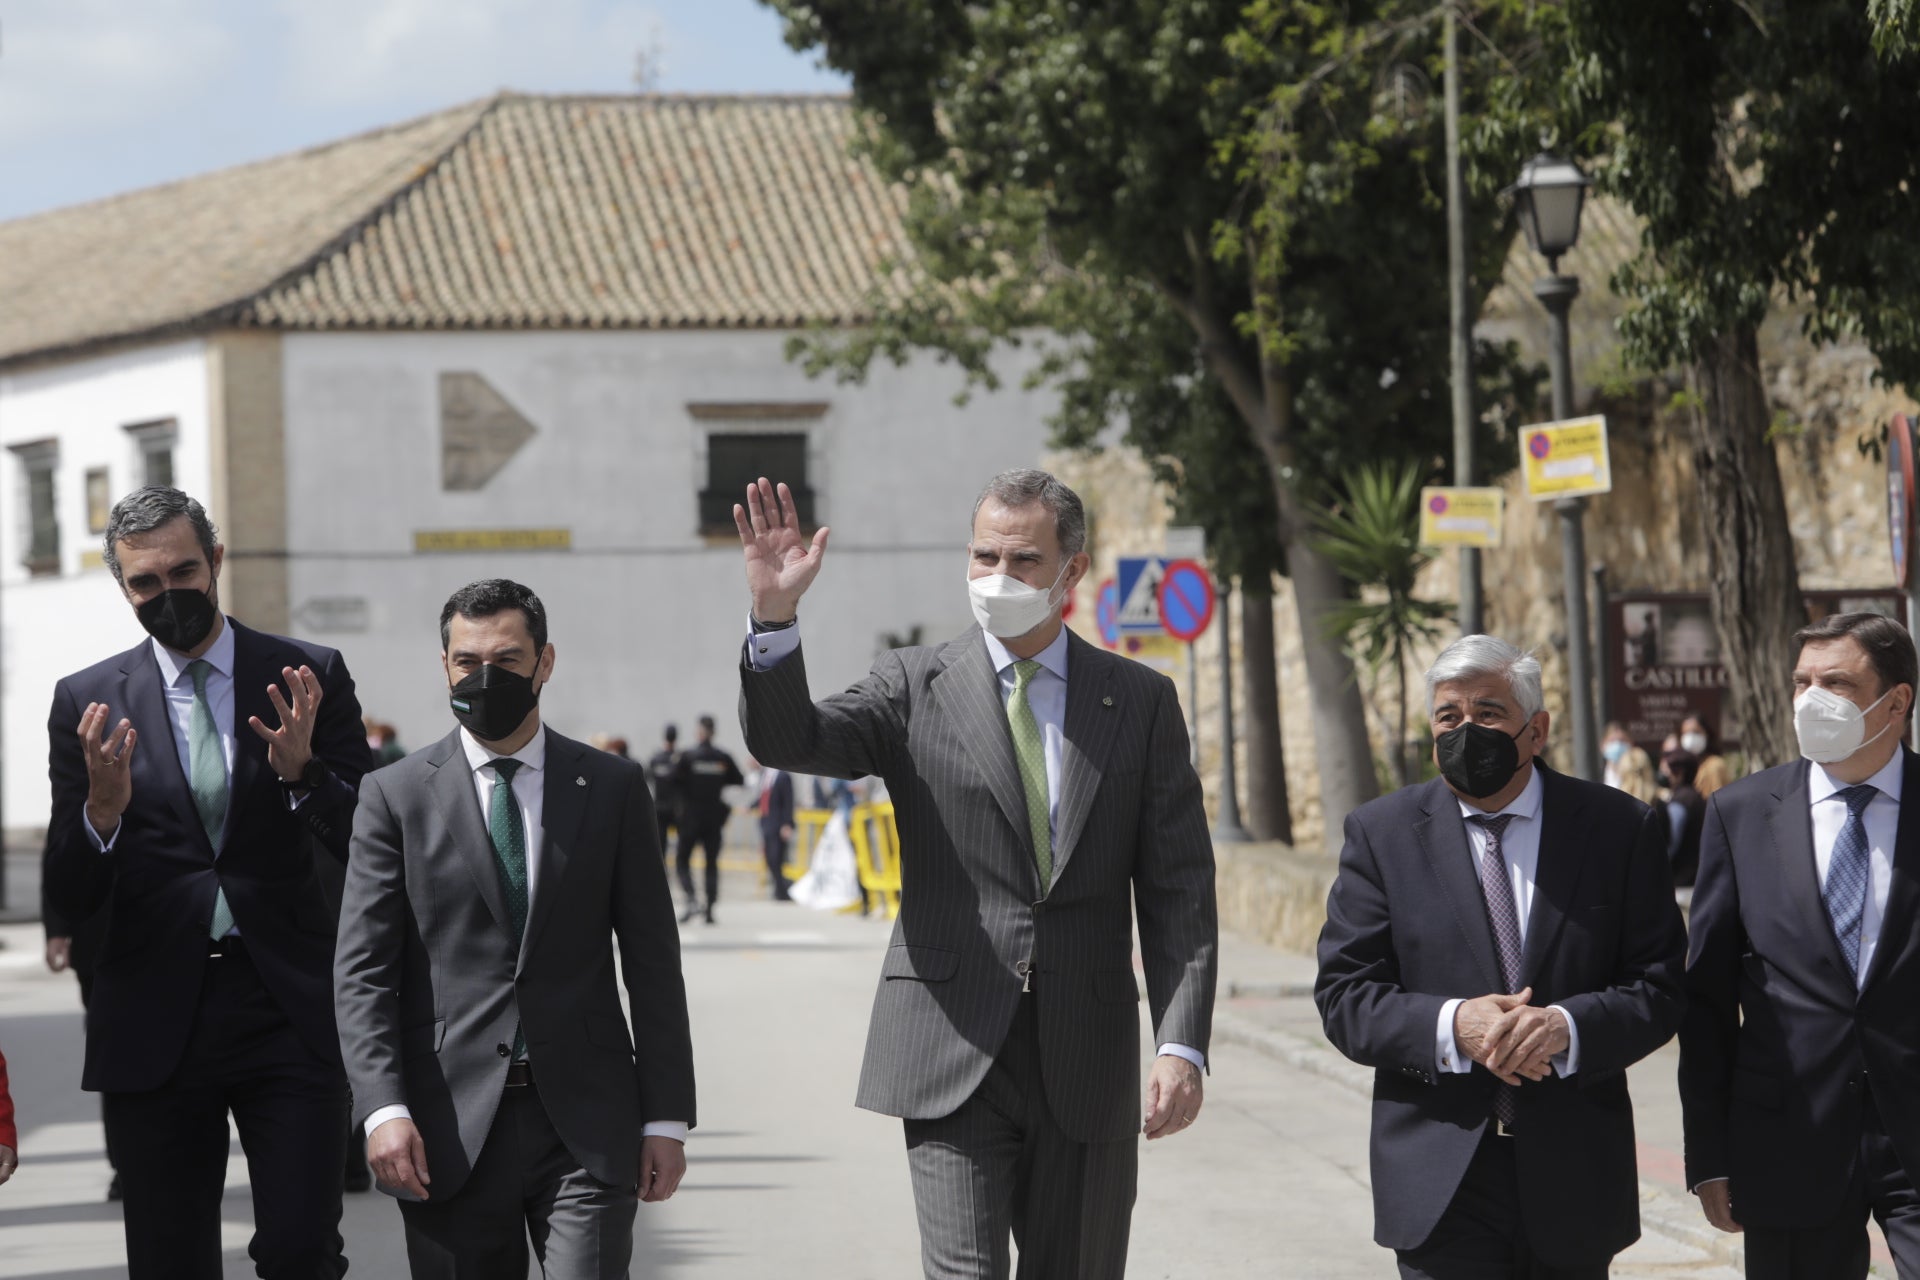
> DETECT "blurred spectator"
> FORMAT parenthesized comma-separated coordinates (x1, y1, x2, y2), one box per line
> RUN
(1661, 750, 1707, 888)
(1678, 713, 1729, 797)
(756, 762, 795, 902)
(604, 735, 632, 760)
(0, 1044, 13, 1187)
(673, 715, 745, 923)
(363, 718, 407, 769)
(42, 857, 119, 1199)
(647, 724, 682, 862)
(1601, 722, 1645, 791)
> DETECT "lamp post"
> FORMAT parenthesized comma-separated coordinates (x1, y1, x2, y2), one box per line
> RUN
(1508, 151, 1600, 781)
(1213, 576, 1250, 843)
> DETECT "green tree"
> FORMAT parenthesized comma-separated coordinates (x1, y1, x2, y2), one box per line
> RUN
(1312, 460, 1453, 789)
(764, 0, 1540, 849)
(1531, 1, 1920, 768)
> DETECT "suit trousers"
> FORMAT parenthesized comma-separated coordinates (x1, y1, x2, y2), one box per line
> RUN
(1745, 1091, 1920, 1280)
(104, 944, 347, 1280)
(397, 1083, 637, 1280)
(674, 822, 723, 906)
(903, 993, 1137, 1280)
(1395, 1129, 1609, 1280)
(761, 827, 791, 900)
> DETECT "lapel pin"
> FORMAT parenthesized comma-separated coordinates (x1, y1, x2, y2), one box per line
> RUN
(1102, 695, 1114, 707)
(575, 776, 587, 786)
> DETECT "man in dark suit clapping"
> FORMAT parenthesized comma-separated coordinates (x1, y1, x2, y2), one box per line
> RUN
(43, 486, 370, 1279)
(1317, 634, 1687, 1278)
(1681, 611, 1920, 1277)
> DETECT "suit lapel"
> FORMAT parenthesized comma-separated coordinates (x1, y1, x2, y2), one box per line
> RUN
(223, 622, 279, 846)
(1771, 761, 1858, 997)
(1860, 749, 1920, 993)
(1049, 634, 1118, 889)
(929, 631, 1034, 872)
(117, 642, 209, 856)
(522, 732, 587, 970)
(1414, 780, 1504, 993)
(427, 730, 511, 935)
(1520, 766, 1590, 987)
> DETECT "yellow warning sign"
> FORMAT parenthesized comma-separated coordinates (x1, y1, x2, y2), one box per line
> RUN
(1418, 487, 1505, 548)
(1118, 632, 1185, 673)
(413, 528, 572, 553)
(1521, 416, 1612, 501)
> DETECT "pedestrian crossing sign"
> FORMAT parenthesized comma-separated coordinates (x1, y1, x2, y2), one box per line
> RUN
(1115, 557, 1169, 633)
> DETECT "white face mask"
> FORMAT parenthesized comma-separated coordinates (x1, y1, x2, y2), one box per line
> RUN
(967, 560, 1069, 639)
(1680, 732, 1709, 756)
(1794, 685, 1895, 765)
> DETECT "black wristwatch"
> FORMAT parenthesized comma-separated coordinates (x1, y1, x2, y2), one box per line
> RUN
(282, 757, 331, 792)
(750, 612, 798, 633)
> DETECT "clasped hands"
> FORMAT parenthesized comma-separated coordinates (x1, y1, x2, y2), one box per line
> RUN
(1453, 988, 1568, 1085)
(368, 1118, 684, 1203)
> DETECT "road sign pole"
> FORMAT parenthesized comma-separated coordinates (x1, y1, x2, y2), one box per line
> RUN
(1213, 578, 1250, 842)
(1187, 642, 1200, 770)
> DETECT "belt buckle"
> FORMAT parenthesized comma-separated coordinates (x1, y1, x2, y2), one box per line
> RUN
(1496, 1119, 1517, 1138)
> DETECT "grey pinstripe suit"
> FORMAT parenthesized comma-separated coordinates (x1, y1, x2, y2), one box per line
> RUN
(740, 624, 1217, 1277)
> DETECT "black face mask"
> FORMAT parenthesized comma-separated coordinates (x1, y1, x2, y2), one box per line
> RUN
(1435, 720, 1530, 799)
(136, 586, 220, 653)
(449, 664, 540, 742)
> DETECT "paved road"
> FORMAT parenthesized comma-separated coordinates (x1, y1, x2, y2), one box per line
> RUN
(0, 870, 1749, 1277)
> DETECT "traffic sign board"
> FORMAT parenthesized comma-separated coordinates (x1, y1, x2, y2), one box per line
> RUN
(1521, 415, 1612, 501)
(1419, 486, 1505, 548)
(1157, 559, 1216, 642)
(1095, 579, 1119, 647)
(1115, 557, 1167, 633)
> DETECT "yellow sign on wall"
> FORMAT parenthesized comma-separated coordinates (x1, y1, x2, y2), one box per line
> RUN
(1418, 487, 1505, 548)
(1521, 415, 1612, 501)
(413, 528, 572, 553)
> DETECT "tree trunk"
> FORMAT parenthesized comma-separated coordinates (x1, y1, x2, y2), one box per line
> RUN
(1395, 648, 1410, 790)
(1240, 573, 1293, 844)
(1689, 324, 1802, 770)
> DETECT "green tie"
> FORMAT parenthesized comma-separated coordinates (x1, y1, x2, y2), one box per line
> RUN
(1007, 660, 1052, 890)
(187, 660, 233, 939)
(488, 757, 530, 1058)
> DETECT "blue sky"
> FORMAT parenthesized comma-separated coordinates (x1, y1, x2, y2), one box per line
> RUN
(0, 0, 849, 221)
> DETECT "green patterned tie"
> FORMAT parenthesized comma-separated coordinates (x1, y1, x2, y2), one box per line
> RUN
(1007, 660, 1052, 890)
(187, 660, 233, 939)
(488, 757, 530, 1057)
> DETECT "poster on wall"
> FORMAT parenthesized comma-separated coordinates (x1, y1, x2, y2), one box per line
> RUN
(1607, 589, 1905, 755)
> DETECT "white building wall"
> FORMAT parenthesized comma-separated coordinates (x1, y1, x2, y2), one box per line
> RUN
(279, 330, 1056, 768)
(0, 340, 213, 828)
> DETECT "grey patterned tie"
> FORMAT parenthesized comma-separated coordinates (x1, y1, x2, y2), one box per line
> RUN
(1823, 784, 1878, 979)
(1469, 812, 1523, 1128)
(187, 660, 234, 939)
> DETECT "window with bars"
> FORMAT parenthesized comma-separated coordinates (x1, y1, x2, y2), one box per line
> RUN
(126, 418, 177, 488)
(699, 432, 815, 533)
(11, 441, 60, 576)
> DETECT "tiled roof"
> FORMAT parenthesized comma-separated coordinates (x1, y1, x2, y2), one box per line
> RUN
(0, 93, 912, 367)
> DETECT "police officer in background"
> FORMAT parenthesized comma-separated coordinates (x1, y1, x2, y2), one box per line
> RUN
(647, 724, 682, 868)
(673, 715, 744, 924)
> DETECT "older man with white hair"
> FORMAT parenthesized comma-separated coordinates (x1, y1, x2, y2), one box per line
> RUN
(1316, 634, 1687, 1279)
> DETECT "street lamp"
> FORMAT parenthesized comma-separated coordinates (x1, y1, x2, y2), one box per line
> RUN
(1507, 151, 1600, 782)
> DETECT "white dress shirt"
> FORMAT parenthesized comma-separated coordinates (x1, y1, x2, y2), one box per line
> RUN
(366, 724, 687, 1144)
(746, 616, 1206, 1072)
(1435, 768, 1583, 1076)
(1810, 750, 1904, 989)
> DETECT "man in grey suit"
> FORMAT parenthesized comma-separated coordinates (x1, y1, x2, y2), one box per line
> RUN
(335, 579, 696, 1279)
(734, 470, 1218, 1279)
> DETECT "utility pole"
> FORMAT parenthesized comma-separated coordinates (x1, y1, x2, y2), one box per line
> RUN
(1445, 2, 1481, 637)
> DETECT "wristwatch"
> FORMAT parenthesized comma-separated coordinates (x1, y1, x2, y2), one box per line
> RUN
(282, 757, 331, 792)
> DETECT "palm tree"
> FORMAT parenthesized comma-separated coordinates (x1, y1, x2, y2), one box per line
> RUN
(1311, 460, 1453, 789)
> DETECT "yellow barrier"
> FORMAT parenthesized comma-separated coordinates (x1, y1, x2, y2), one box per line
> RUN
(783, 802, 902, 919)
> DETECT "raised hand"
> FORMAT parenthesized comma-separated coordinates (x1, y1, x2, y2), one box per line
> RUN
(734, 477, 829, 623)
(248, 665, 322, 784)
(78, 703, 138, 835)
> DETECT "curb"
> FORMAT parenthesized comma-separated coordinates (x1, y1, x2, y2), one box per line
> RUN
(1211, 1006, 1749, 1269)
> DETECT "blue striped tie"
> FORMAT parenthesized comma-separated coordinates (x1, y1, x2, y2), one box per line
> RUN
(1823, 784, 1878, 978)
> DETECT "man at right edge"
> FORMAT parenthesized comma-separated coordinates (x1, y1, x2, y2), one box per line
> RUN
(1682, 612, 1920, 1276)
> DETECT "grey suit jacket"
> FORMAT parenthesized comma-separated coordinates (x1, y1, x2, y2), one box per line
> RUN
(334, 727, 695, 1200)
(740, 626, 1217, 1143)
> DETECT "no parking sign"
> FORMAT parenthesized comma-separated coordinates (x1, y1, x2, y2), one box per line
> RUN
(1156, 559, 1215, 642)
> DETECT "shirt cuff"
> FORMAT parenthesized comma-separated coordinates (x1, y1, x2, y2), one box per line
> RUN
(745, 614, 802, 670)
(1436, 998, 1472, 1074)
(1691, 1175, 1729, 1195)
(642, 1121, 689, 1143)
(364, 1104, 412, 1138)
(1157, 1043, 1205, 1071)
(82, 810, 120, 853)
(1549, 1003, 1579, 1076)
(284, 789, 312, 811)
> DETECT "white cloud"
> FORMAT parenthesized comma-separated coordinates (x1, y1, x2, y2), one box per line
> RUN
(272, 0, 668, 107)
(0, 0, 241, 147)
